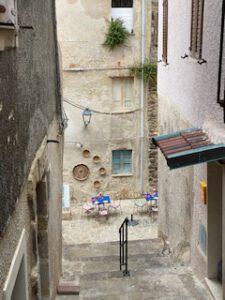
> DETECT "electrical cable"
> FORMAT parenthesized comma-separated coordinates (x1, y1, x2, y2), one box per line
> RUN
(63, 98, 140, 115)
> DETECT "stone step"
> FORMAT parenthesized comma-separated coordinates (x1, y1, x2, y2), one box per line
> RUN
(63, 238, 164, 259)
(77, 266, 211, 300)
(67, 253, 171, 276)
(59, 238, 212, 300)
(62, 239, 172, 281)
(57, 267, 211, 299)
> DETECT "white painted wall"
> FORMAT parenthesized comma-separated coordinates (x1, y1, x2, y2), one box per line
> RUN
(157, 0, 225, 285)
(158, 0, 225, 140)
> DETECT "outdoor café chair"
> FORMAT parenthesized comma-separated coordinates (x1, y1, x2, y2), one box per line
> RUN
(133, 198, 147, 214)
(83, 204, 95, 214)
(109, 200, 122, 213)
(99, 209, 108, 217)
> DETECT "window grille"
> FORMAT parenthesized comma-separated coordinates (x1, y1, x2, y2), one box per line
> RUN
(190, 0, 204, 59)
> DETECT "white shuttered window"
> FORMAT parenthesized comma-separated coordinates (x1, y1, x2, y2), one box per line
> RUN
(112, 77, 134, 108)
(111, 0, 133, 32)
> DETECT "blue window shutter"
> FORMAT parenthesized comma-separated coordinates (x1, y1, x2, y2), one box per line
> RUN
(112, 150, 132, 174)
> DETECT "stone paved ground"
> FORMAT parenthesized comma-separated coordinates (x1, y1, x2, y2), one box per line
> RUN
(62, 199, 158, 245)
(57, 240, 212, 300)
(57, 200, 212, 299)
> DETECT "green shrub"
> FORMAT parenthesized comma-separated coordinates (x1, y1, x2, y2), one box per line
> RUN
(104, 18, 130, 50)
(130, 60, 157, 86)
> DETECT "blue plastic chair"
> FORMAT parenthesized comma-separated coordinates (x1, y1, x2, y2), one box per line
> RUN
(103, 195, 111, 203)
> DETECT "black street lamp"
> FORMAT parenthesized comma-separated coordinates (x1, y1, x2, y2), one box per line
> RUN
(82, 108, 92, 127)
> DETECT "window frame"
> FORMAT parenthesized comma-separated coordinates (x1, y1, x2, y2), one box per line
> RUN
(112, 77, 134, 108)
(190, 0, 205, 59)
(112, 150, 133, 175)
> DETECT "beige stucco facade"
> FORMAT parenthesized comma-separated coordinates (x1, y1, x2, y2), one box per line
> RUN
(57, 0, 153, 201)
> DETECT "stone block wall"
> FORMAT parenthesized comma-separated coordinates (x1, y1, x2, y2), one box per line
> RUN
(147, 90, 158, 190)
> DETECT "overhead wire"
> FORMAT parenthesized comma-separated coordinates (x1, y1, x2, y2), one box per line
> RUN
(63, 98, 140, 115)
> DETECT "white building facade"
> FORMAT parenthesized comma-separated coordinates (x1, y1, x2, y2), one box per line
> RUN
(157, 0, 225, 298)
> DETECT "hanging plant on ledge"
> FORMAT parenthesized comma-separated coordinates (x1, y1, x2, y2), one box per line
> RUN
(104, 18, 130, 50)
(130, 60, 157, 87)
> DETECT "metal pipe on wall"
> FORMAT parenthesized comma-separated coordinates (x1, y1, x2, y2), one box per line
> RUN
(140, 0, 146, 192)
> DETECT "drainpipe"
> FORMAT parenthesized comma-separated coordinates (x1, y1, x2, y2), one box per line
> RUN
(140, 0, 146, 193)
(217, 0, 225, 111)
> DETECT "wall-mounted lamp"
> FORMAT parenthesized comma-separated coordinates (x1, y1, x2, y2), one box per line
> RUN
(75, 142, 83, 149)
(82, 108, 92, 127)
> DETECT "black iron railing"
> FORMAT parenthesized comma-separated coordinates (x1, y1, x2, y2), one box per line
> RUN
(119, 218, 130, 276)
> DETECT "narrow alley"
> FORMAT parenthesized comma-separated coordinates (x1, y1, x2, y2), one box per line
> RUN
(56, 200, 211, 299)
(1, 0, 225, 299)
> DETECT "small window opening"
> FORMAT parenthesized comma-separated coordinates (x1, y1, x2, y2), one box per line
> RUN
(112, 150, 132, 174)
(112, 0, 133, 8)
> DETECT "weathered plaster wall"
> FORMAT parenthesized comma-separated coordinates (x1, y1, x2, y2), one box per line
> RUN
(0, 0, 62, 235)
(158, 96, 209, 276)
(158, 0, 225, 129)
(0, 187, 31, 300)
(57, 0, 145, 69)
(158, 97, 193, 254)
(57, 0, 151, 200)
(0, 0, 63, 298)
(0, 118, 63, 300)
(157, 0, 225, 280)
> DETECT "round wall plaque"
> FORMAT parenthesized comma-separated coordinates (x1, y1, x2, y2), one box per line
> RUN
(93, 155, 101, 163)
(94, 181, 101, 189)
(83, 149, 90, 158)
(99, 167, 107, 176)
(73, 164, 90, 181)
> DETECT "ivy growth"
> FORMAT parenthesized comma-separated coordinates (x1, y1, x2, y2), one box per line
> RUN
(104, 18, 130, 50)
(130, 60, 157, 86)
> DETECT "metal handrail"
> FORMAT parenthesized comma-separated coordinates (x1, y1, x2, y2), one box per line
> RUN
(119, 218, 130, 276)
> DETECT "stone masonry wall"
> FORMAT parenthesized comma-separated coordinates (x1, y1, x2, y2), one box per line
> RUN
(147, 90, 158, 190)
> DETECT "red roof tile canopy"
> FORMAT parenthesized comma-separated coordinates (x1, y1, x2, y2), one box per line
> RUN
(152, 128, 225, 169)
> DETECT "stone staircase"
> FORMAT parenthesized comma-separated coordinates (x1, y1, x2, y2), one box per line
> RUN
(56, 239, 211, 300)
